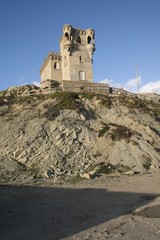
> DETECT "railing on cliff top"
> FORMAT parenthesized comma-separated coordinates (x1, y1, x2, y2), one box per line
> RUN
(22, 85, 137, 97)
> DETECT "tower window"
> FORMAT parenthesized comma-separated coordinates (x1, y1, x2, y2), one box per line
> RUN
(54, 62, 59, 69)
(77, 36, 81, 44)
(79, 71, 85, 80)
(87, 36, 91, 44)
(79, 56, 82, 63)
(54, 62, 57, 69)
(65, 32, 69, 39)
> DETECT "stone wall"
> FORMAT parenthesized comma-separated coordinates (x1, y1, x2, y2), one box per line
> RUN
(61, 80, 109, 94)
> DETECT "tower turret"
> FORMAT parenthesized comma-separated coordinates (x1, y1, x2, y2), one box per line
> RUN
(60, 24, 96, 81)
(86, 28, 95, 62)
(63, 24, 73, 52)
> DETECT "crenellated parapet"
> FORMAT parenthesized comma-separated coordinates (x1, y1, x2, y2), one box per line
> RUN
(60, 25, 95, 61)
(40, 52, 61, 74)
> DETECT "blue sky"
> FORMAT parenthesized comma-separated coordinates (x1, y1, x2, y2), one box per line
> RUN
(0, 0, 160, 93)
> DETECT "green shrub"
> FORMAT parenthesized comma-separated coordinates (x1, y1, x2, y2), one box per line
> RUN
(43, 103, 61, 120)
(42, 92, 80, 121)
(53, 92, 79, 110)
(154, 147, 160, 153)
(98, 124, 110, 137)
(0, 96, 6, 106)
(100, 97, 112, 108)
(97, 163, 116, 174)
(96, 163, 130, 174)
(110, 125, 132, 142)
(80, 92, 96, 100)
(98, 123, 133, 142)
(116, 95, 151, 113)
(53, 91, 79, 100)
(143, 157, 151, 170)
(28, 166, 40, 179)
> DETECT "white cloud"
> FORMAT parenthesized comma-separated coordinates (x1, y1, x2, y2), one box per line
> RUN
(125, 77, 141, 87)
(99, 78, 160, 94)
(125, 78, 160, 94)
(32, 81, 40, 87)
(124, 77, 141, 93)
(99, 79, 111, 84)
(99, 78, 122, 88)
(140, 81, 160, 94)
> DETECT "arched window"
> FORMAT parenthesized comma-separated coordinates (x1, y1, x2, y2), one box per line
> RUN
(79, 56, 82, 63)
(87, 36, 91, 44)
(54, 62, 57, 69)
(77, 36, 81, 44)
(65, 32, 69, 39)
(54, 62, 59, 69)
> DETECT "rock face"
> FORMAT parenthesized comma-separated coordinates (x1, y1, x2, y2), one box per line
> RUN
(0, 91, 160, 182)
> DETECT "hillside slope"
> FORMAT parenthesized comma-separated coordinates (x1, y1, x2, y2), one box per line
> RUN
(0, 91, 160, 183)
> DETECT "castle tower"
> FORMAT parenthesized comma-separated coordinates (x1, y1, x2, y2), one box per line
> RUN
(40, 24, 95, 87)
(60, 24, 95, 81)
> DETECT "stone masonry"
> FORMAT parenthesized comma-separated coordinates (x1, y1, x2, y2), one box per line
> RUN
(40, 24, 96, 88)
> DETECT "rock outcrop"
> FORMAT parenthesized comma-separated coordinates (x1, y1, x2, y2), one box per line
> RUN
(0, 90, 160, 182)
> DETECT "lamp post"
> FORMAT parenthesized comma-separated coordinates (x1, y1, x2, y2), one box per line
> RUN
(136, 63, 140, 97)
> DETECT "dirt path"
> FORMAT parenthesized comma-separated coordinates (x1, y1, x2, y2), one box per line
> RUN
(0, 170, 160, 240)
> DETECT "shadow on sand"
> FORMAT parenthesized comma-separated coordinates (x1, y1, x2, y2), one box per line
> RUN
(0, 184, 158, 240)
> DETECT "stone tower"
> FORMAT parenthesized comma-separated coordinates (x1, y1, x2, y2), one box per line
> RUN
(40, 24, 95, 87)
(60, 24, 95, 81)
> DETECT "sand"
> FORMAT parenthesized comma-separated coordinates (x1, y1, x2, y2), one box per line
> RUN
(0, 170, 160, 240)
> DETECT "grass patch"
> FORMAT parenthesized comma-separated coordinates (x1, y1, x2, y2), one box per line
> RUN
(50, 92, 79, 110)
(98, 123, 110, 137)
(153, 107, 160, 115)
(99, 96, 112, 108)
(81, 93, 112, 108)
(80, 92, 96, 100)
(0, 96, 6, 106)
(143, 157, 151, 170)
(42, 92, 80, 120)
(51, 91, 79, 100)
(27, 164, 41, 179)
(98, 123, 133, 142)
(110, 125, 132, 142)
(116, 95, 150, 113)
(97, 163, 116, 174)
(95, 162, 130, 175)
(131, 140, 139, 146)
(152, 106, 160, 122)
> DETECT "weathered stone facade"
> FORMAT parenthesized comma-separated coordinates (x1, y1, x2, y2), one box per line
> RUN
(40, 24, 95, 88)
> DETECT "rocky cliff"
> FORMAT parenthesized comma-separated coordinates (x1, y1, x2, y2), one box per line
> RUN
(0, 89, 160, 183)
